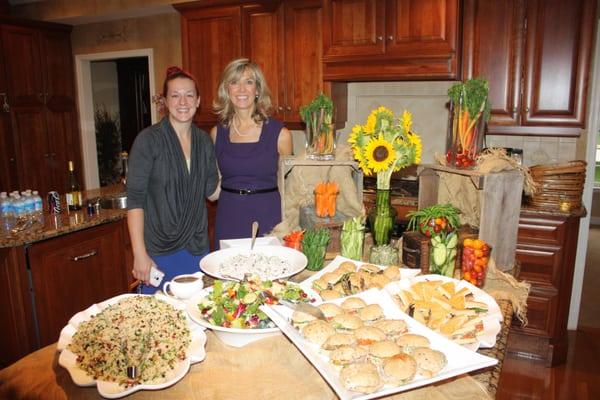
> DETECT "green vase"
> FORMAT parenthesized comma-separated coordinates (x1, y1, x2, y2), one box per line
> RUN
(368, 189, 397, 246)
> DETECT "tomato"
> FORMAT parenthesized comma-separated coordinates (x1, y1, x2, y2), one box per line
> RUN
(473, 239, 485, 250)
(463, 271, 471, 281)
(434, 225, 442, 233)
(463, 247, 474, 256)
(474, 265, 482, 273)
(464, 238, 474, 248)
(474, 249, 484, 258)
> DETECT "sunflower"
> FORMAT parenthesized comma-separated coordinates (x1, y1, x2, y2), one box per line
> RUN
(401, 110, 413, 133)
(407, 131, 423, 164)
(365, 135, 396, 173)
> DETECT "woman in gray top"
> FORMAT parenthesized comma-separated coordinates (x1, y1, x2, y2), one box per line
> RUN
(127, 66, 219, 293)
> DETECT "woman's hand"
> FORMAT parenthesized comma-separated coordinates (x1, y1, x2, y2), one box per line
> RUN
(132, 252, 153, 284)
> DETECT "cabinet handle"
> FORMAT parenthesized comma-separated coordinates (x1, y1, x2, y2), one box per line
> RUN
(0, 93, 9, 112)
(377, 36, 383, 42)
(278, 106, 283, 111)
(525, 107, 530, 113)
(286, 106, 291, 111)
(37, 93, 44, 103)
(72, 250, 98, 261)
(387, 36, 394, 41)
(44, 153, 50, 158)
(50, 152, 56, 158)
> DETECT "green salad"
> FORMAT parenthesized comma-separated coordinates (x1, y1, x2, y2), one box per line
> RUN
(198, 278, 312, 329)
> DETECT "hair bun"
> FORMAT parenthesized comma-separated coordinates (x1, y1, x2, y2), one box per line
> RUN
(166, 66, 182, 77)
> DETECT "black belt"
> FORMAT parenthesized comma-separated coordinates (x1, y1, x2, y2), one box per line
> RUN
(221, 186, 278, 195)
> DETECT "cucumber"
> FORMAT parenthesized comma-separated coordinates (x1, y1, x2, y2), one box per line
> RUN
(446, 233, 458, 249)
(242, 292, 258, 304)
(432, 245, 447, 266)
(432, 235, 442, 245)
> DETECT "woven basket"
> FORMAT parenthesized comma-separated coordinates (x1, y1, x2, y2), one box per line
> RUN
(528, 161, 586, 210)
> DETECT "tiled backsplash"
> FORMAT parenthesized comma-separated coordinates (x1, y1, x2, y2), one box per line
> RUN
(291, 81, 578, 166)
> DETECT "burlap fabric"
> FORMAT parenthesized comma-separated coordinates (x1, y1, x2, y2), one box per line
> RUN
(270, 147, 364, 238)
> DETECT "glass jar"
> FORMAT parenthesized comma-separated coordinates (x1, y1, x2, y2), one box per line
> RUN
(340, 226, 365, 261)
(305, 107, 336, 161)
(445, 99, 487, 168)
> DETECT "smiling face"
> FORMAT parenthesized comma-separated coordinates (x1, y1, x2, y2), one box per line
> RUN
(165, 77, 200, 124)
(227, 68, 258, 112)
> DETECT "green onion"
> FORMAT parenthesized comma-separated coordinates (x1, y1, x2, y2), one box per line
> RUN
(302, 228, 330, 271)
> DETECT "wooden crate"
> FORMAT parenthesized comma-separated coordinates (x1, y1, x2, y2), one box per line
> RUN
(299, 205, 347, 254)
(417, 165, 523, 271)
(278, 156, 363, 220)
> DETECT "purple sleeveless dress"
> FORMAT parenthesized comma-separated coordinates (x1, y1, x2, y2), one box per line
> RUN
(214, 118, 283, 247)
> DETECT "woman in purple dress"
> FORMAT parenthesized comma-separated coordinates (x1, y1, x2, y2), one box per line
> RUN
(211, 59, 293, 247)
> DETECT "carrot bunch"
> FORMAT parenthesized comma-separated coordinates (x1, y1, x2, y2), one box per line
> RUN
(314, 181, 339, 217)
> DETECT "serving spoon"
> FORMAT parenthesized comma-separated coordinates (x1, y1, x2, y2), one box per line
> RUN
(250, 221, 259, 251)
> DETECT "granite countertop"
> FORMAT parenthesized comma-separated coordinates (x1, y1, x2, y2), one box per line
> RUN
(520, 204, 587, 218)
(0, 185, 127, 248)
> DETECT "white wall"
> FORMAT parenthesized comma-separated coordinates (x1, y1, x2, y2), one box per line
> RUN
(90, 61, 120, 116)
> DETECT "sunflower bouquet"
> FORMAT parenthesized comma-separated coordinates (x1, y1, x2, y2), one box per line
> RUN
(348, 107, 422, 189)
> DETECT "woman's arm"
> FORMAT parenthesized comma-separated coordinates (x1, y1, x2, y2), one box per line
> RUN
(207, 126, 221, 201)
(127, 208, 153, 284)
(278, 127, 293, 155)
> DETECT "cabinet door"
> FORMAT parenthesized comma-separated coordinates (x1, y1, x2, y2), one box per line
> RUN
(462, 0, 525, 126)
(385, 0, 459, 60)
(0, 39, 17, 191)
(39, 29, 76, 109)
(322, 0, 385, 58)
(10, 106, 51, 193)
(0, 25, 43, 108)
(283, 0, 324, 123)
(241, 3, 285, 121)
(180, 6, 242, 126)
(522, 0, 595, 127)
(29, 222, 129, 347)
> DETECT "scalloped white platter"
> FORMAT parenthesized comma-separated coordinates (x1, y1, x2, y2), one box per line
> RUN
(56, 293, 207, 399)
(384, 274, 503, 351)
(262, 288, 497, 400)
(298, 255, 421, 301)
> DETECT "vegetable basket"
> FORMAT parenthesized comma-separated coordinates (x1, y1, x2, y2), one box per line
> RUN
(527, 160, 586, 210)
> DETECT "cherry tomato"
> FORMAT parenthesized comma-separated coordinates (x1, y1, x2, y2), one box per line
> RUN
(463, 271, 472, 281)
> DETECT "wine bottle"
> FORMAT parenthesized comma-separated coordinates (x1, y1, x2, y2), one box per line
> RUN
(66, 161, 82, 211)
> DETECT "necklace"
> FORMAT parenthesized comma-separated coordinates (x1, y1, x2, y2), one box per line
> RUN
(232, 116, 257, 137)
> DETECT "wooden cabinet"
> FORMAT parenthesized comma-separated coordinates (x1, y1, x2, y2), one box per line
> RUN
(176, 0, 327, 129)
(322, 0, 460, 81)
(0, 40, 17, 190)
(462, 0, 596, 136)
(511, 211, 581, 366)
(0, 19, 82, 194)
(28, 221, 129, 347)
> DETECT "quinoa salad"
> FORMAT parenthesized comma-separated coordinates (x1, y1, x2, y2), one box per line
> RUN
(67, 296, 191, 387)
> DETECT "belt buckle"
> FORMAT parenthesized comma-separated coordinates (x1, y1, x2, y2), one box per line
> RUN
(240, 189, 252, 195)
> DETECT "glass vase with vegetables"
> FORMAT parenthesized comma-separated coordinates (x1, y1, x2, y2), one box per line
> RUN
(446, 78, 491, 168)
(301, 228, 331, 271)
(407, 204, 461, 277)
(340, 216, 366, 261)
(348, 107, 422, 246)
(300, 93, 336, 160)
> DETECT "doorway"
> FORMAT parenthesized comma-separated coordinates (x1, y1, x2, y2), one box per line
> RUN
(75, 49, 157, 189)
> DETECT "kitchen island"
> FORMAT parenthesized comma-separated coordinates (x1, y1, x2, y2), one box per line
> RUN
(0, 185, 133, 368)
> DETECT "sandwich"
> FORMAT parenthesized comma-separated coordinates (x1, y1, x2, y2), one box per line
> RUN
(318, 303, 343, 320)
(339, 362, 382, 394)
(411, 347, 447, 378)
(382, 265, 401, 281)
(320, 289, 342, 301)
(368, 340, 401, 365)
(290, 310, 316, 329)
(396, 333, 430, 353)
(321, 333, 357, 350)
(465, 300, 489, 313)
(321, 272, 343, 286)
(301, 320, 336, 346)
(440, 315, 484, 344)
(329, 345, 368, 366)
(331, 313, 364, 333)
(357, 304, 385, 324)
(353, 326, 387, 346)
(359, 263, 381, 274)
(341, 297, 367, 313)
(337, 261, 358, 273)
(381, 353, 417, 385)
(311, 278, 329, 292)
(372, 319, 408, 340)
(369, 274, 391, 289)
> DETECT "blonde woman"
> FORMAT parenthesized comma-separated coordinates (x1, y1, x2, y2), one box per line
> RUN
(211, 59, 292, 246)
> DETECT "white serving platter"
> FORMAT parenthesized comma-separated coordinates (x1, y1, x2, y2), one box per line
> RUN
(219, 236, 281, 249)
(299, 255, 421, 300)
(56, 293, 207, 399)
(262, 288, 497, 400)
(200, 245, 307, 281)
(385, 274, 503, 351)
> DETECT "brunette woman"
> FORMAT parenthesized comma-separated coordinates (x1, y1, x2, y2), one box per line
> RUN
(127, 66, 219, 293)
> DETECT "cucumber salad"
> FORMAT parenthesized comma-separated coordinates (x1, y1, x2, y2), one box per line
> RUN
(198, 278, 313, 329)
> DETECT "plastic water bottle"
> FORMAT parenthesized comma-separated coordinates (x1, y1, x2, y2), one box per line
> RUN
(0, 192, 14, 233)
(21, 191, 35, 221)
(12, 194, 25, 222)
(32, 190, 44, 224)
